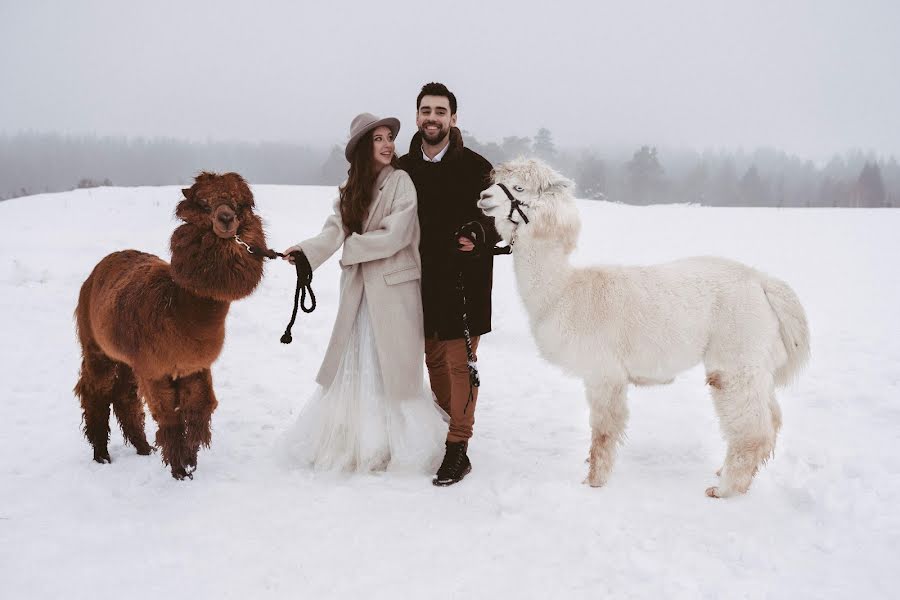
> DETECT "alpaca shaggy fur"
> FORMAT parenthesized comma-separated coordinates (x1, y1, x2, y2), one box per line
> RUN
(479, 158, 810, 497)
(74, 172, 267, 479)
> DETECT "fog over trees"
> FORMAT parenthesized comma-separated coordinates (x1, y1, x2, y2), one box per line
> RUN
(2, 131, 895, 208)
(0, 133, 325, 198)
(3, 3, 898, 208)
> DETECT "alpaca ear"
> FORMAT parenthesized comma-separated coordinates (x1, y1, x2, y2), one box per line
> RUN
(526, 159, 573, 196)
(194, 172, 216, 186)
(542, 173, 574, 196)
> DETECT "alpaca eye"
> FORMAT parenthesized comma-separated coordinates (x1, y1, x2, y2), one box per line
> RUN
(514, 185, 525, 192)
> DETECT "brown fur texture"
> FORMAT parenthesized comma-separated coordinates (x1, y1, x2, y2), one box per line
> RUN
(73, 172, 266, 479)
(706, 372, 723, 389)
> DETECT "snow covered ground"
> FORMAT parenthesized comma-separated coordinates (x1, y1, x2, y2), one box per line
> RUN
(1, 185, 898, 599)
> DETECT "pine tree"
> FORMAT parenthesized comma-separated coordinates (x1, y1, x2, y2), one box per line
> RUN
(738, 165, 767, 206)
(461, 129, 505, 165)
(710, 160, 739, 206)
(575, 153, 607, 200)
(882, 157, 900, 207)
(678, 162, 709, 204)
(533, 128, 557, 164)
(857, 162, 886, 207)
(501, 136, 532, 160)
(320, 145, 348, 185)
(625, 146, 665, 205)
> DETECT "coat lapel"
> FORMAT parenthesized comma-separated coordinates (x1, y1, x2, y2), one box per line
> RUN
(363, 166, 394, 232)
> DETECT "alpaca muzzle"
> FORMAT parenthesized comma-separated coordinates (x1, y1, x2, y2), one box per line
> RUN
(478, 184, 530, 226)
(477, 192, 498, 212)
(213, 206, 239, 238)
(477, 185, 521, 255)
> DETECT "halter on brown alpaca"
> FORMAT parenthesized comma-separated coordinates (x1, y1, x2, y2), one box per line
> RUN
(74, 172, 267, 479)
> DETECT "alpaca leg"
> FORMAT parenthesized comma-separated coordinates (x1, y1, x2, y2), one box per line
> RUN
(74, 351, 117, 463)
(765, 395, 783, 465)
(583, 381, 629, 488)
(141, 377, 191, 479)
(706, 369, 776, 498)
(769, 396, 783, 438)
(110, 364, 152, 455)
(179, 370, 218, 471)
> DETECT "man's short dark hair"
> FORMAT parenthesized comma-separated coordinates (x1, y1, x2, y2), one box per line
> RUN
(417, 82, 457, 115)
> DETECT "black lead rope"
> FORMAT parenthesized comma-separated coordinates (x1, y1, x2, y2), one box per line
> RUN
(456, 269, 480, 413)
(234, 236, 316, 344)
(280, 250, 316, 344)
(454, 188, 524, 409)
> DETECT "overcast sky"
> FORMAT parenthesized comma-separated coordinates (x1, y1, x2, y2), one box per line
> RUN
(2, 0, 898, 159)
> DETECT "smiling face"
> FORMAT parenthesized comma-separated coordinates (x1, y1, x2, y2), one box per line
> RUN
(416, 94, 457, 147)
(177, 172, 256, 239)
(371, 125, 396, 171)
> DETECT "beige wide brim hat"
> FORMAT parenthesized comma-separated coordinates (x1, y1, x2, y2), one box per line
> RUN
(344, 112, 401, 162)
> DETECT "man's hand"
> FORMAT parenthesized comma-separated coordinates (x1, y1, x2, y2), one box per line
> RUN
(457, 236, 475, 252)
(455, 221, 487, 258)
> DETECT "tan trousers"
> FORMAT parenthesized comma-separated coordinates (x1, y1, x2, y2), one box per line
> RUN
(424, 335, 480, 444)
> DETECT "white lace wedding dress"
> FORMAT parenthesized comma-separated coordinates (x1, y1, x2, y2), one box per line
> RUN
(279, 293, 448, 473)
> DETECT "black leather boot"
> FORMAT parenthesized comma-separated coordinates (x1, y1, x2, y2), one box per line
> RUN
(433, 441, 471, 486)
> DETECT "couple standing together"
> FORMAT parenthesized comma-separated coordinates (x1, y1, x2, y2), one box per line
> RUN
(279, 82, 500, 486)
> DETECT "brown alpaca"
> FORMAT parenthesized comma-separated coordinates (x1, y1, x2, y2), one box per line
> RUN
(74, 172, 267, 479)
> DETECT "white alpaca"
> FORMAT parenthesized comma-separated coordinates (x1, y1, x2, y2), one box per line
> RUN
(479, 158, 810, 497)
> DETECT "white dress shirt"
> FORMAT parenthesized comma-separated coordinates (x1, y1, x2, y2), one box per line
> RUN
(421, 141, 450, 163)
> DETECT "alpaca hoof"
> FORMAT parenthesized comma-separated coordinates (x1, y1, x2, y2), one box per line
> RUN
(705, 486, 722, 498)
(171, 466, 193, 480)
(135, 443, 153, 456)
(582, 475, 605, 488)
(93, 450, 111, 464)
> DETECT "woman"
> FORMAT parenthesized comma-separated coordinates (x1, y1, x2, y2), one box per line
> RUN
(279, 113, 447, 473)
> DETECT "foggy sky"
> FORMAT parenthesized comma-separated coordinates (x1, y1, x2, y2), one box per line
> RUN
(2, 0, 899, 160)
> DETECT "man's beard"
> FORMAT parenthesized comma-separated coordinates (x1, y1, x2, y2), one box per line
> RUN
(420, 123, 449, 146)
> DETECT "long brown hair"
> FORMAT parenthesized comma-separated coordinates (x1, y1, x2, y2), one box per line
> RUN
(340, 130, 400, 234)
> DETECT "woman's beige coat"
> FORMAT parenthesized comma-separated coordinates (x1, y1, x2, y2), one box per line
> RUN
(297, 166, 424, 399)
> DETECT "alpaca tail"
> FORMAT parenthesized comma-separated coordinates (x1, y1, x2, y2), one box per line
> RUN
(762, 276, 810, 387)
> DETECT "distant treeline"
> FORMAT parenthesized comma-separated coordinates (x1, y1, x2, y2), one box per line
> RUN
(2, 131, 897, 207)
(463, 129, 898, 208)
(0, 132, 329, 200)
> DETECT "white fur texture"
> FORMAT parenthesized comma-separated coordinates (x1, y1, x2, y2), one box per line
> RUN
(479, 158, 810, 498)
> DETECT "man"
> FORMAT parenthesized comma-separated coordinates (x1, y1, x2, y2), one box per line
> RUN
(399, 82, 499, 486)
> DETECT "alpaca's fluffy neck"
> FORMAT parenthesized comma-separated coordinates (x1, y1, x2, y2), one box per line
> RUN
(171, 285, 230, 331)
(169, 223, 265, 304)
(512, 233, 573, 320)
